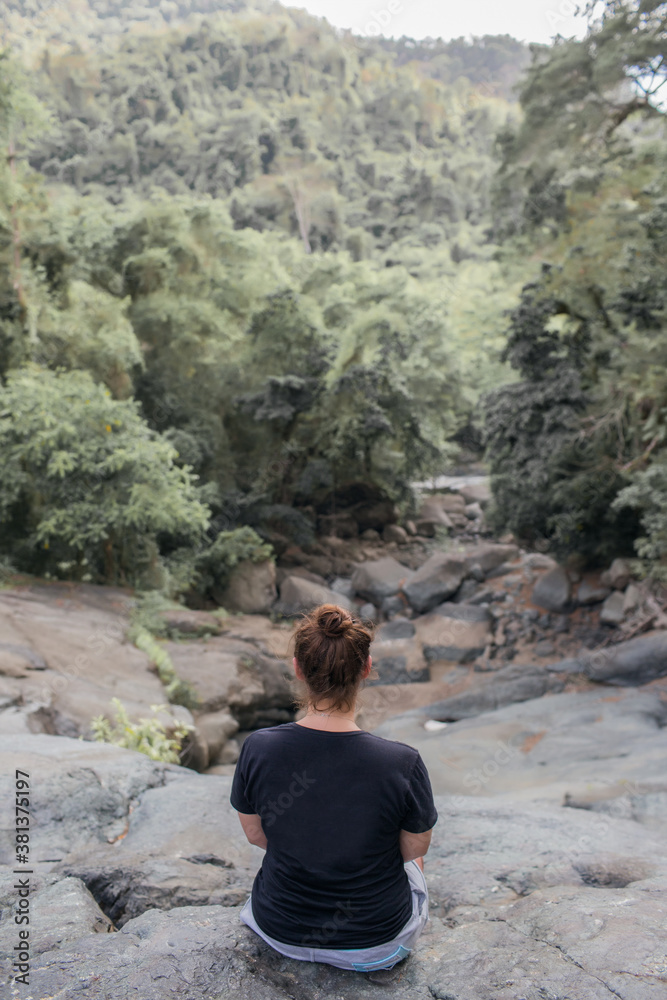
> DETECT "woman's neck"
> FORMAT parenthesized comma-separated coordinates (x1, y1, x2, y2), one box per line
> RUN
(295, 704, 361, 731)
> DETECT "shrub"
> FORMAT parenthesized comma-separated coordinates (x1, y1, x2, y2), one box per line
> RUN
(90, 698, 192, 764)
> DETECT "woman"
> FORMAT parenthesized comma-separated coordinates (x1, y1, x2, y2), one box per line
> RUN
(230, 603, 438, 973)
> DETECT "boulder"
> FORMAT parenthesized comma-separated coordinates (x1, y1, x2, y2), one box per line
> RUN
(623, 583, 641, 615)
(350, 556, 414, 604)
(382, 523, 408, 544)
(532, 565, 572, 612)
(523, 553, 559, 570)
(547, 629, 667, 685)
(402, 552, 467, 614)
(415, 495, 454, 533)
(457, 480, 491, 506)
(369, 619, 428, 685)
(195, 709, 239, 765)
(218, 559, 277, 614)
(166, 638, 293, 729)
(465, 502, 483, 520)
(414, 602, 492, 663)
(464, 542, 519, 575)
(576, 580, 612, 605)
(608, 557, 634, 591)
(600, 590, 626, 626)
(274, 575, 354, 616)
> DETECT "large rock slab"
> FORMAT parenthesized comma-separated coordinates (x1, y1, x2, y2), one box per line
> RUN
(547, 629, 667, 685)
(2, 735, 667, 999)
(407, 661, 564, 719)
(0, 584, 168, 738)
(351, 556, 414, 604)
(402, 552, 468, 613)
(463, 542, 519, 574)
(413, 602, 492, 663)
(166, 637, 293, 729)
(373, 688, 667, 805)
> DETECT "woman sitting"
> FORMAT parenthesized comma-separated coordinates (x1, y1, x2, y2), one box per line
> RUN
(230, 603, 438, 973)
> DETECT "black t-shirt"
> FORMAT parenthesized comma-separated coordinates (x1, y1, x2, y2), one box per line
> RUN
(230, 722, 438, 949)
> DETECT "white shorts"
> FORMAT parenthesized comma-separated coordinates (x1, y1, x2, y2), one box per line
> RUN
(239, 860, 429, 972)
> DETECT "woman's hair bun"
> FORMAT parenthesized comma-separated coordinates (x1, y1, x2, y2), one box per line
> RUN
(316, 605, 352, 639)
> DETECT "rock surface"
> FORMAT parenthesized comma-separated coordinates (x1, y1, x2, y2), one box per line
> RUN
(351, 556, 414, 604)
(547, 629, 667, 685)
(274, 574, 354, 615)
(2, 733, 667, 998)
(220, 559, 278, 613)
(532, 565, 572, 612)
(402, 552, 468, 613)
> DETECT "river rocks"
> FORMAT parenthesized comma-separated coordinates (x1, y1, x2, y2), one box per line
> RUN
(414, 602, 491, 664)
(274, 575, 354, 616)
(623, 583, 641, 614)
(382, 523, 409, 544)
(600, 590, 626, 626)
(402, 552, 467, 613)
(577, 580, 612, 605)
(532, 564, 572, 612)
(351, 556, 414, 604)
(548, 629, 667, 685)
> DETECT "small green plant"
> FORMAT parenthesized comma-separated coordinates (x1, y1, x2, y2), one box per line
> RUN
(131, 626, 200, 709)
(91, 698, 192, 764)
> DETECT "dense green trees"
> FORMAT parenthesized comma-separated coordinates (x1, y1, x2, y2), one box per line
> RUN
(485, 1, 667, 570)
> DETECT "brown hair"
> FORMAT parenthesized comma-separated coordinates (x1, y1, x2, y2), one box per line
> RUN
(293, 604, 374, 713)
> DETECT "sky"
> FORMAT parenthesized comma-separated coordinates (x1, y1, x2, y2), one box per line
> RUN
(287, 0, 591, 45)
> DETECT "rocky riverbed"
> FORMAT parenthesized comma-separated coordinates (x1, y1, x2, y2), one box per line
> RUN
(2, 481, 667, 997)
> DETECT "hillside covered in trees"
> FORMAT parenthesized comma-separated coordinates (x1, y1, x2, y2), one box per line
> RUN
(1, 0, 667, 593)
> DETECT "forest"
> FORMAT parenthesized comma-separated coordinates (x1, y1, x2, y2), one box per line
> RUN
(1, 0, 667, 597)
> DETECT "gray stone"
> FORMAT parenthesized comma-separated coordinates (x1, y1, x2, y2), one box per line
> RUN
(600, 590, 626, 626)
(402, 552, 467, 614)
(623, 583, 641, 614)
(376, 618, 416, 640)
(577, 580, 612, 605)
(532, 564, 572, 612)
(0, 873, 112, 956)
(608, 557, 634, 590)
(330, 576, 354, 599)
(457, 480, 491, 506)
(534, 639, 556, 657)
(359, 601, 378, 622)
(380, 593, 411, 618)
(414, 602, 492, 663)
(274, 575, 354, 616)
(465, 502, 483, 520)
(547, 629, 667, 685)
(351, 556, 414, 604)
(523, 553, 558, 570)
(382, 523, 408, 544)
(464, 542, 519, 575)
(219, 559, 277, 614)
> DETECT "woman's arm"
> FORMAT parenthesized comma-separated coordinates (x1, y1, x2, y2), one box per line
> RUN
(238, 812, 268, 850)
(399, 828, 432, 863)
